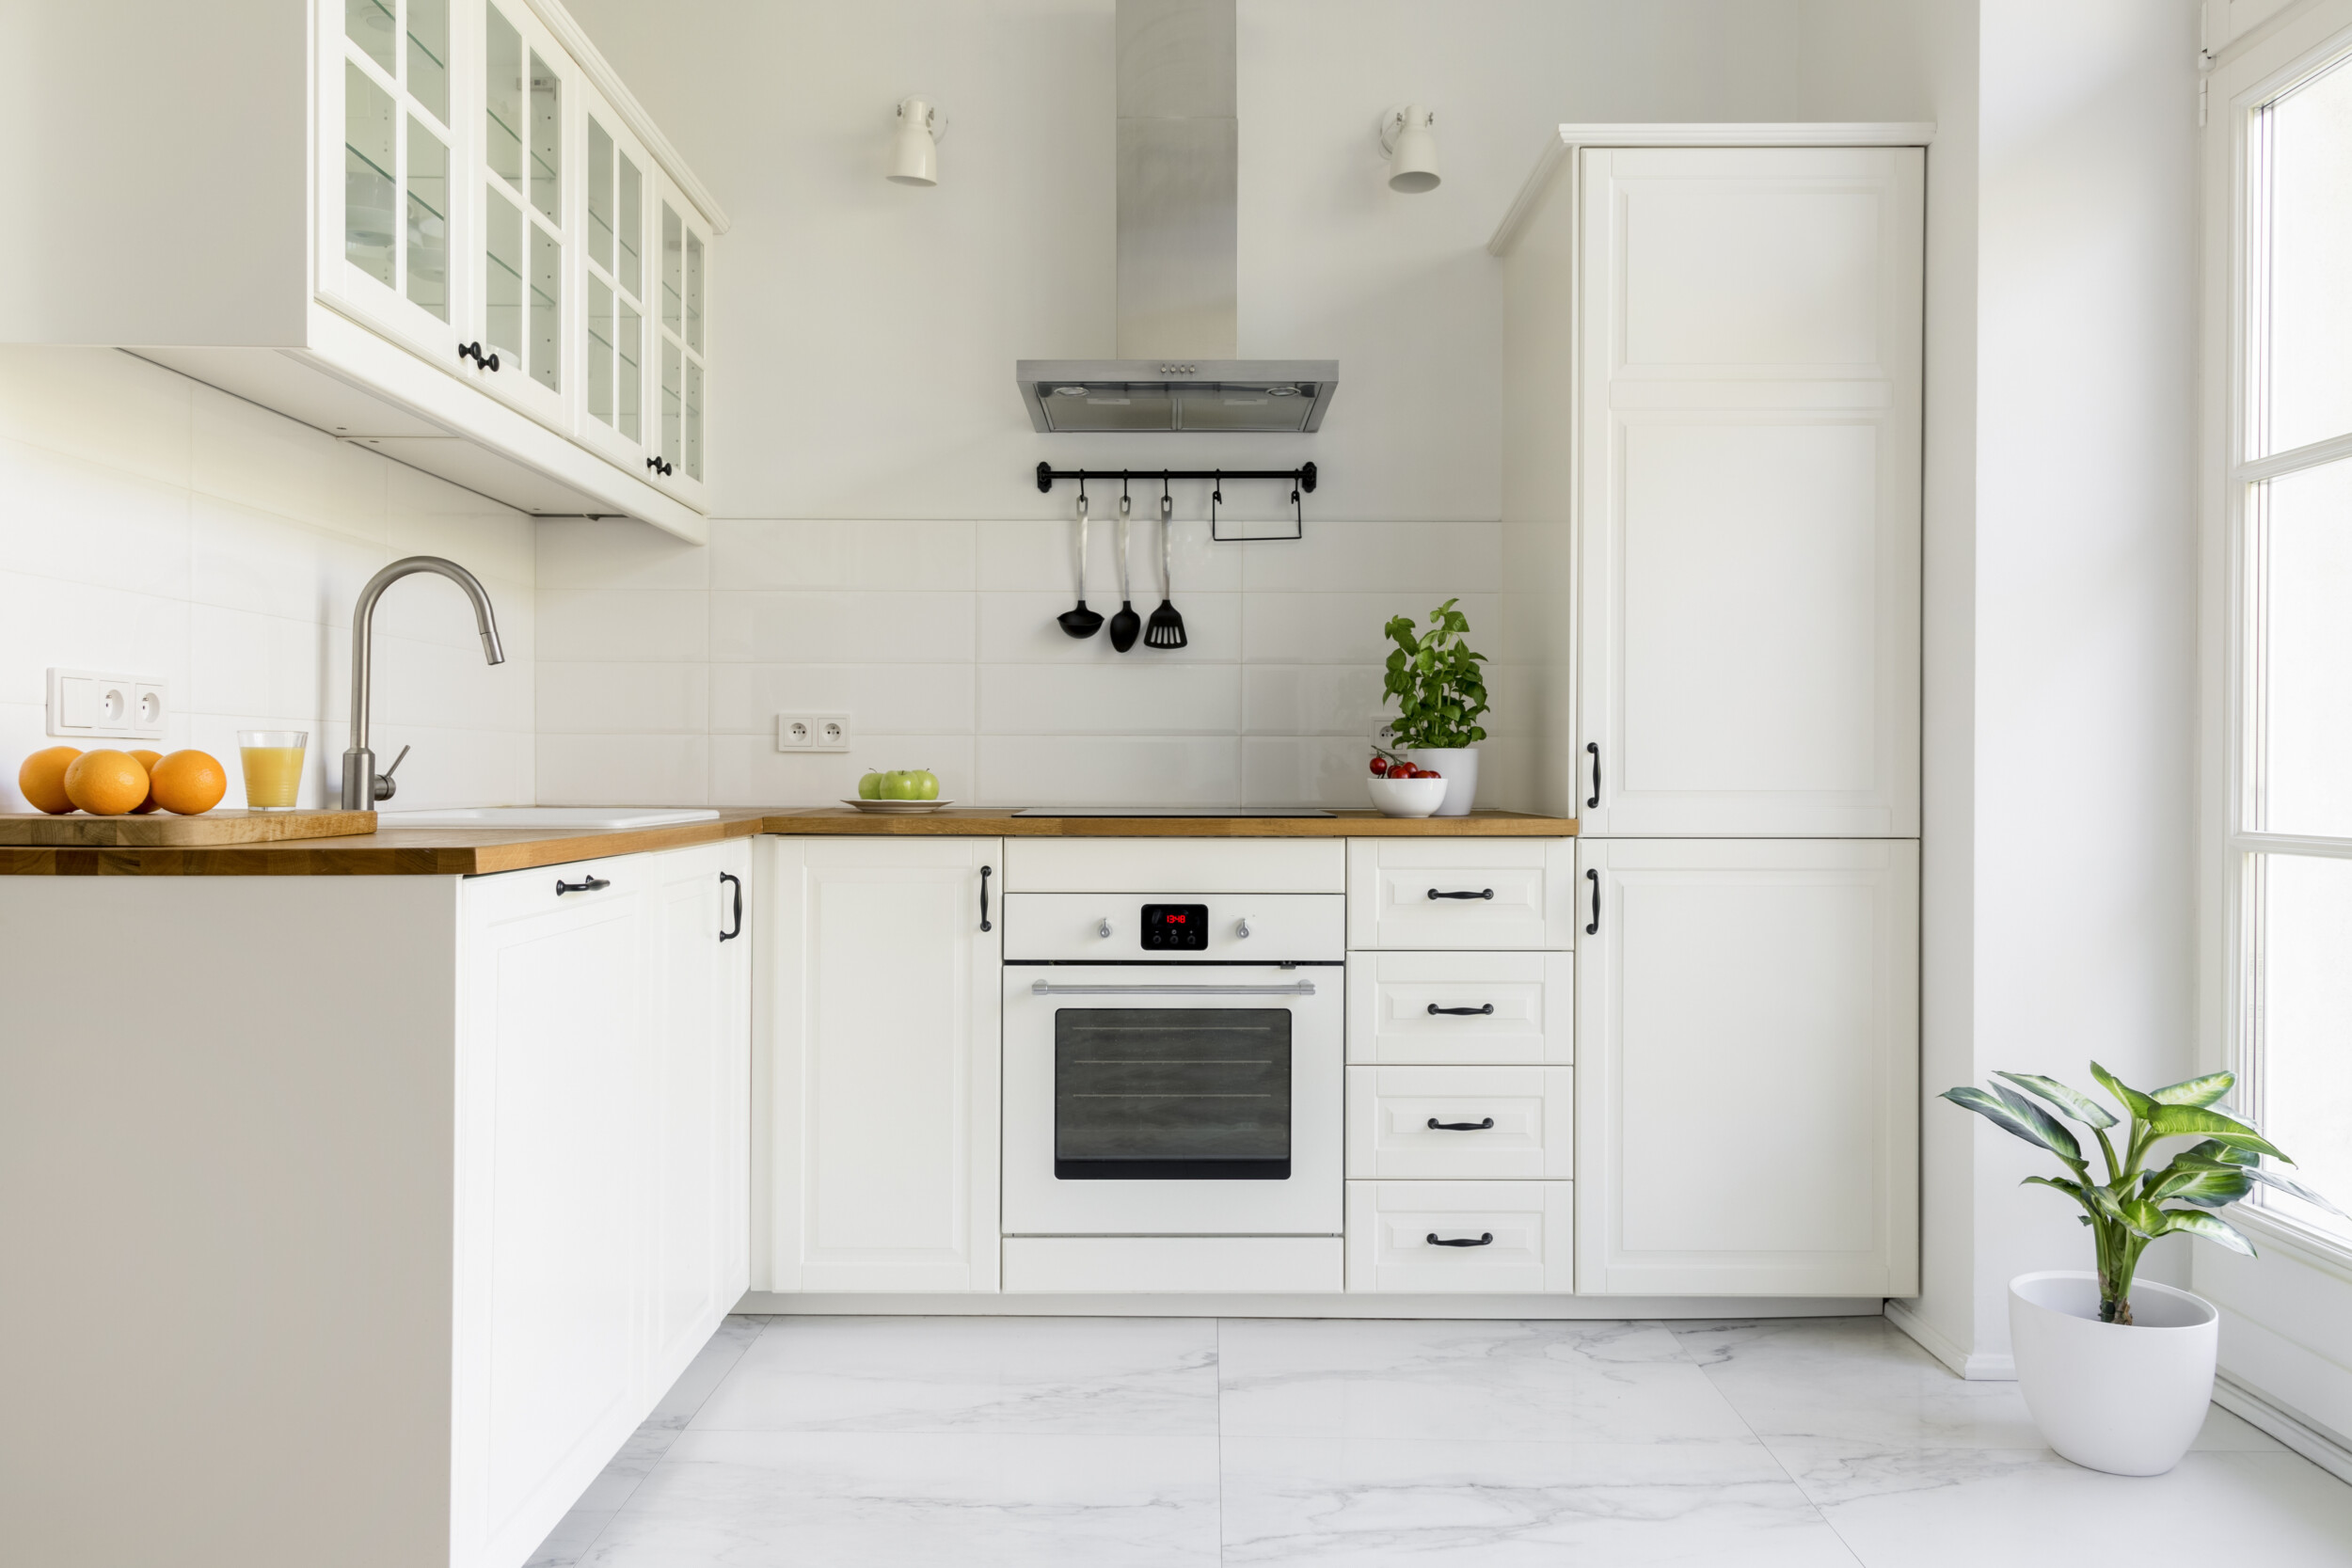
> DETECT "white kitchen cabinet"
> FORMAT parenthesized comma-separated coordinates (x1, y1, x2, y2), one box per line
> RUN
(759, 836, 1004, 1293)
(1346, 1181, 1575, 1292)
(1347, 1066, 1574, 1180)
(1346, 950, 1574, 1065)
(1571, 146, 1922, 837)
(1345, 839, 1578, 951)
(1574, 837, 1918, 1296)
(0, 0, 725, 541)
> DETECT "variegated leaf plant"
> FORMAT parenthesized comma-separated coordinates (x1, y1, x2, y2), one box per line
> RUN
(1942, 1065, 2342, 1324)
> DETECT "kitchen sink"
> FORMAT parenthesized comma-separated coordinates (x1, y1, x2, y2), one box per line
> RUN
(375, 807, 723, 830)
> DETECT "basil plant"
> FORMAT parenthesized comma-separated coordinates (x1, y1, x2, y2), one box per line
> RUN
(1943, 1065, 2341, 1325)
(1380, 598, 1489, 751)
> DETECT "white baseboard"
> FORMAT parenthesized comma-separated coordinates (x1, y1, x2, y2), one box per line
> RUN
(2214, 1372, 2352, 1484)
(735, 1291, 1884, 1321)
(1885, 1297, 2015, 1380)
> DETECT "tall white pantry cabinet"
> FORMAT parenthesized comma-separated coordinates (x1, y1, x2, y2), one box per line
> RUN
(1500, 131, 1928, 1298)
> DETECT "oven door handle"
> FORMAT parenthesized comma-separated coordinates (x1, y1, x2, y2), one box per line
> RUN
(1028, 980, 1317, 996)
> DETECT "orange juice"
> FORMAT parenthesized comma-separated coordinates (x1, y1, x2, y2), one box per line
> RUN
(236, 731, 308, 810)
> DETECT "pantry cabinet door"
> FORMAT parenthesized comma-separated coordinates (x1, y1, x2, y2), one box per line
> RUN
(319, 0, 466, 363)
(1575, 146, 1921, 837)
(762, 837, 1003, 1292)
(1574, 838, 1917, 1296)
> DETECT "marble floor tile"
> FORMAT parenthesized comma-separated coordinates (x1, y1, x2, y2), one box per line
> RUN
(1673, 1316, 2046, 1449)
(1772, 1442, 2352, 1568)
(1221, 1435, 1864, 1566)
(689, 1314, 1219, 1434)
(1219, 1317, 1755, 1444)
(581, 1430, 1220, 1568)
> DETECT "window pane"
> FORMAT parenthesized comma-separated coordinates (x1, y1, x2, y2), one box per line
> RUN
(663, 203, 682, 334)
(617, 301, 642, 442)
(686, 358, 703, 481)
(588, 119, 614, 275)
(485, 191, 522, 361)
(662, 338, 682, 465)
(344, 63, 396, 287)
(406, 0, 449, 124)
(618, 154, 643, 298)
(2264, 55, 2352, 455)
(2255, 457, 2352, 835)
(347, 0, 396, 75)
(2253, 853, 2352, 1244)
(485, 5, 521, 186)
(588, 275, 613, 428)
(529, 52, 561, 223)
(686, 229, 704, 354)
(405, 118, 448, 320)
(531, 222, 561, 393)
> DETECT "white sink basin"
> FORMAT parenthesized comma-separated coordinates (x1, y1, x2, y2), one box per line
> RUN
(376, 807, 723, 831)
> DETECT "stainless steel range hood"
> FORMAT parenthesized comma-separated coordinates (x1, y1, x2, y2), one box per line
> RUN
(1017, 0, 1337, 434)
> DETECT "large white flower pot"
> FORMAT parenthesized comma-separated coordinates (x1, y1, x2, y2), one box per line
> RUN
(2008, 1270, 2218, 1476)
(1402, 747, 1479, 816)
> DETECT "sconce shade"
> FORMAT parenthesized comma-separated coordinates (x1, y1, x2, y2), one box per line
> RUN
(890, 96, 943, 186)
(1381, 103, 1439, 194)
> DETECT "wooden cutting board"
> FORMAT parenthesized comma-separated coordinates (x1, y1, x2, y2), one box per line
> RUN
(0, 809, 377, 846)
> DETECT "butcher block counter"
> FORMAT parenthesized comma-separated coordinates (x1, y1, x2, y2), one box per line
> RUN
(0, 807, 1577, 875)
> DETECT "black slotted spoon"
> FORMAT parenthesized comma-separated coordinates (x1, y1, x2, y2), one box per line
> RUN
(1107, 491, 1141, 652)
(1144, 487, 1187, 649)
(1057, 488, 1104, 639)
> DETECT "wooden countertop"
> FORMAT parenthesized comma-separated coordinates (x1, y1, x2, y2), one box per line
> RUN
(0, 807, 1576, 876)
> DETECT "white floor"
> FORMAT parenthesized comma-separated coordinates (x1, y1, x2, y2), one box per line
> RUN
(530, 1313, 2352, 1567)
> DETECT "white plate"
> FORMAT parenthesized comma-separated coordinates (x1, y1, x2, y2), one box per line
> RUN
(839, 799, 957, 814)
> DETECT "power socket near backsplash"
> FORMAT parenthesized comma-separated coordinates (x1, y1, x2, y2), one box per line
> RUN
(47, 668, 168, 740)
(776, 713, 851, 752)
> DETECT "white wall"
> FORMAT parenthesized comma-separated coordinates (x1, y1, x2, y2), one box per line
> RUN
(0, 349, 535, 813)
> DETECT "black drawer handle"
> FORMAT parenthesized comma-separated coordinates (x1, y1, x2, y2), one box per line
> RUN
(555, 875, 610, 895)
(1427, 1117, 1495, 1132)
(719, 871, 742, 941)
(1426, 1231, 1495, 1247)
(979, 864, 993, 932)
(1586, 740, 1600, 809)
(1586, 868, 1600, 936)
(1427, 887, 1494, 901)
(1428, 1003, 1494, 1016)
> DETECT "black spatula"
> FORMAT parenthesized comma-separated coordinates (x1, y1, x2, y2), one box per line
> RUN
(1144, 491, 1187, 649)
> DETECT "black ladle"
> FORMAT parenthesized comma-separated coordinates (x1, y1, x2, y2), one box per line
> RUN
(1057, 490, 1103, 639)
(1107, 493, 1141, 652)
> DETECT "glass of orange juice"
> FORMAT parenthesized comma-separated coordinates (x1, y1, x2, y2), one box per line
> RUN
(237, 730, 308, 810)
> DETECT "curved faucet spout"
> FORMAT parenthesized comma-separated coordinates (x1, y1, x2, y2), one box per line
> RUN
(342, 556, 506, 810)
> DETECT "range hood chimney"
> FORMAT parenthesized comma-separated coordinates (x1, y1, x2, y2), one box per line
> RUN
(1017, 0, 1337, 434)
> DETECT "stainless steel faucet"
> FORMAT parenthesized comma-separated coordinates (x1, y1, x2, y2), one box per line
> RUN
(342, 556, 506, 809)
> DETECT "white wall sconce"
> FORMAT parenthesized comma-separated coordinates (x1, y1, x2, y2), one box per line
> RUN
(1377, 103, 1439, 193)
(889, 96, 948, 186)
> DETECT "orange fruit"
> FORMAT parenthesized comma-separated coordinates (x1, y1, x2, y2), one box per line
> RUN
(149, 750, 228, 816)
(64, 749, 151, 816)
(127, 750, 164, 813)
(18, 746, 83, 815)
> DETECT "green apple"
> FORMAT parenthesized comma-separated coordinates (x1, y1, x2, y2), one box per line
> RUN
(909, 768, 940, 800)
(879, 769, 921, 800)
(857, 770, 885, 800)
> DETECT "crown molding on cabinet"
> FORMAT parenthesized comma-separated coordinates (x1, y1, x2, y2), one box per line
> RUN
(525, 0, 734, 235)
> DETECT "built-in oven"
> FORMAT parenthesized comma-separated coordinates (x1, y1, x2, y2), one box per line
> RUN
(1002, 892, 1344, 1237)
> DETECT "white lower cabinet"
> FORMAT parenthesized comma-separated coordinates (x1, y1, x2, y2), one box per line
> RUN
(1347, 1066, 1573, 1180)
(1574, 838, 1918, 1297)
(758, 835, 1003, 1292)
(1346, 950, 1573, 1065)
(1346, 1181, 1575, 1292)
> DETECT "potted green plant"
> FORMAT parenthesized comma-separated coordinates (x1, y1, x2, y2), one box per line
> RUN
(1380, 598, 1489, 816)
(1942, 1065, 2340, 1475)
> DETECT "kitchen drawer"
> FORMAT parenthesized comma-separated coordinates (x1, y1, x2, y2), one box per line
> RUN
(1346, 839, 1577, 950)
(1345, 1181, 1574, 1292)
(1347, 1067, 1572, 1180)
(1346, 951, 1572, 1064)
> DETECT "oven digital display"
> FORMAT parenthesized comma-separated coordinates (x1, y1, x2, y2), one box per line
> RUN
(1140, 903, 1210, 950)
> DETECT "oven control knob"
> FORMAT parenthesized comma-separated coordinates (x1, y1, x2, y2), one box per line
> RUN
(1235, 917, 1252, 940)
(1097, 918, 1113, 939)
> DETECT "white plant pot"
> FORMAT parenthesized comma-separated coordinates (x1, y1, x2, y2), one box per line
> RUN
(2008, 1270, 2218, 1476)
(1402, 747, 1479, 816)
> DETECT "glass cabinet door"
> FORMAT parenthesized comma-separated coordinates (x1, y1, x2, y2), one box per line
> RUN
(651, 174, 712, 501)
(475, 0, 567, 425)
(328, 0, 458, 353)
(577, 88, 652, 469)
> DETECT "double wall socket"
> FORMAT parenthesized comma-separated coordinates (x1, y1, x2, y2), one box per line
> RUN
(48, 668, 168, 740)
(776, 713, 851, 752)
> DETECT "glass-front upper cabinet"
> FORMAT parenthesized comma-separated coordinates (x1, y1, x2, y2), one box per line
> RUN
(576, 82, 653, 472)
(473, 0, 568, 428)
(649, 170, 713, 509)
(326, 0, 462, 360)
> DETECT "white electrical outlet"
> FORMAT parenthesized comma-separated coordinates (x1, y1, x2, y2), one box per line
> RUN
(48, 668, 167, 740)
(775, 713, 851, 752)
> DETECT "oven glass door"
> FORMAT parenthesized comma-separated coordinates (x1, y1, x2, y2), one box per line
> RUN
(1055, 1006, 1291, 1180)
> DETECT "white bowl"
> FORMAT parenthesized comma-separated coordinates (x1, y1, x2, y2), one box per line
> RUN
(1367, 775, 1448, 817)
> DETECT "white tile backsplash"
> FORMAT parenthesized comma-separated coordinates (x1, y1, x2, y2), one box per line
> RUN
(0, 348, 536, 813)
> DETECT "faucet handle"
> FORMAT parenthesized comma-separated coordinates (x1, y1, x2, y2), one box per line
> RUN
(373, 743, 410, 803)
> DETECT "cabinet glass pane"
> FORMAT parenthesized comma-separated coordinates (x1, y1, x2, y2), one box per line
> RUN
(485, 191, 522, 362)
(529, 52, 561, 223)
(2254, 457, 2352, 836)
(618, 303, 642, 441)
(662, 340, 681, 464)
(588, 276, 614, 428)
(347, 0, 396, 74)
(531, 223, 562, 393)
(2251, 852, 2352, 1244)
(588, 119, 614, 274)
(485, 5, 522, 186)
(685, 360, 703, 480)
(619, 154, 643, 298)
(2262, 56, 2352, 456)
(344, 63, 396, 287)
(406, 0, 449, 124)
(405, 118, 449, 320)
(662, 203, 682, 334)
(686, 230, 705, 354)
